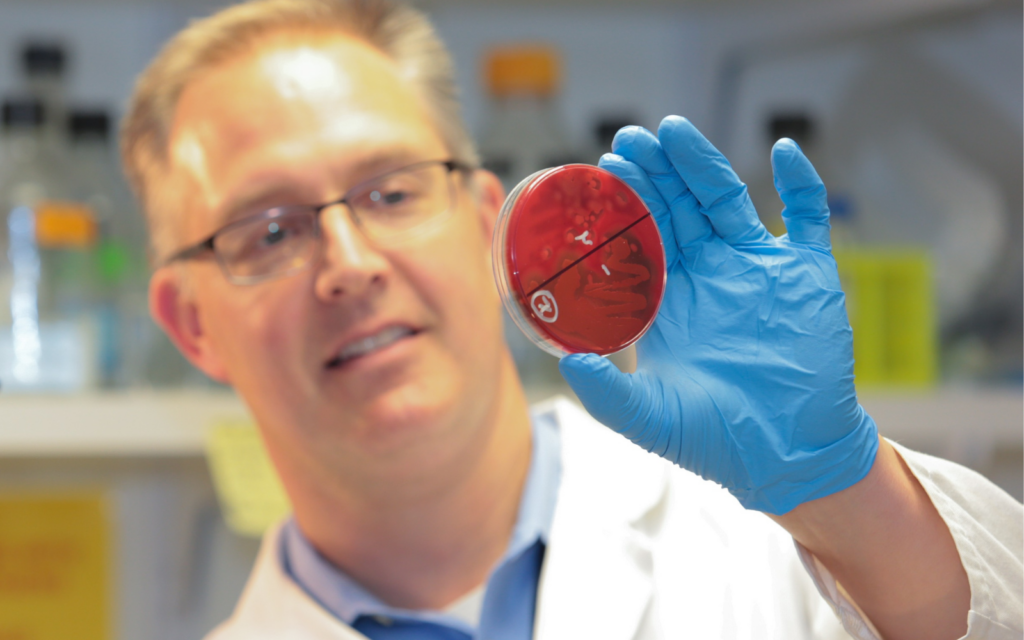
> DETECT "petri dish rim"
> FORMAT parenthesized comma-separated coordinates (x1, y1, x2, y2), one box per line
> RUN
(495, 164, 667, 357)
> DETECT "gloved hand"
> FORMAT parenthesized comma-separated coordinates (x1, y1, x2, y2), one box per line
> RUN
(559, 116, 879, 515)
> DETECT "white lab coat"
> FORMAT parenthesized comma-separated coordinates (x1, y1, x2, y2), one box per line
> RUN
(207, 398, 1023, 640)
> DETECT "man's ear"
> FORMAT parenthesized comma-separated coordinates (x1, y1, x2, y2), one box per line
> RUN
(471, 169, 505, 244)
(149, 267, 231, 383)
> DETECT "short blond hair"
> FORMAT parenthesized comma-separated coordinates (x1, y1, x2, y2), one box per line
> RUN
(120, 0, 478, 262)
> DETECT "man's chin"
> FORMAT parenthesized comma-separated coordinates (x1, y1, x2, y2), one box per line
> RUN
(335, 382, 462, 454)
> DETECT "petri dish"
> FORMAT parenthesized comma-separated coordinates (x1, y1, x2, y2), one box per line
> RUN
(493, 164, 666, 357)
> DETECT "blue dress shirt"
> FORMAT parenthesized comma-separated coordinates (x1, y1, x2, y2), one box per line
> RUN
(280, 407, 563, 640)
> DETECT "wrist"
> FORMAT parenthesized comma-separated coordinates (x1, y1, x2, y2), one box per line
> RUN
(769, 433, 889, 550)
(768, 437, 971, 640)
(737, 408, 880, 515)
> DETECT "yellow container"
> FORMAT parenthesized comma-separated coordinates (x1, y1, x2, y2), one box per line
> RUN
(206, 420, 290, 537)
(833, 248, 937, 387)
(0, 492, 112, 640)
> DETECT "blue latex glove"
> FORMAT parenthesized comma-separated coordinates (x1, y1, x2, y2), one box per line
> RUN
(559, 116, 879, 515)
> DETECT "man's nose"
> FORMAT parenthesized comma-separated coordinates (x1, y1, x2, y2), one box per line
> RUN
(314, 205, 389, 302)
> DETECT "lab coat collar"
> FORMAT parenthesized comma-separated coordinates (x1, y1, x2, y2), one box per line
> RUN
(211, 397, 668, 640)
(210, 523, 369, 640)
(533, 397, 670, 640)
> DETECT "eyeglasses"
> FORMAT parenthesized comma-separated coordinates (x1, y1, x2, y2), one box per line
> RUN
(163, 159, 473, 284)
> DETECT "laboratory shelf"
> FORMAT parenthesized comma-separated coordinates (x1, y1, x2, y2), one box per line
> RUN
(0, 391, 246, 457)
(860, 387, 1022, 443)
(858, 386, 1023, 469)
(0, 386, 1019, 457)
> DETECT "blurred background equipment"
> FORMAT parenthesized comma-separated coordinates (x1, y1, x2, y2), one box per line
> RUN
(833, 248, 937, 387)
(716, 2, 1022, 384)
(0, 1, 1019, 638)
(21, 42, 67, 147)
(477, 44, 579, 190)
(0, 39, 191, 394)
(205, 420, 291, 538)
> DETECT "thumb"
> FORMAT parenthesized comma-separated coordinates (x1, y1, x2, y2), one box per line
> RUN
(559, 353, 664, 448)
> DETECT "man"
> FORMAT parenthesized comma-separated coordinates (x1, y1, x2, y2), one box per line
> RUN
(120, 0, 1022, 638)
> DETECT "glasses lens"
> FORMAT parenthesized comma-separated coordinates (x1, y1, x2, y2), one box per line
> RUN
(214, 208, 319, 281)
(348, 163, 453, 238)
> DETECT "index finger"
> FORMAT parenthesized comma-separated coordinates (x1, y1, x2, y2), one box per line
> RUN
(609, 125, 714, 256)
(657, 116, 771, 246)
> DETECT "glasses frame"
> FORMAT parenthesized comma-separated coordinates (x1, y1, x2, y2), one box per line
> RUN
(162, 158, 474, 284)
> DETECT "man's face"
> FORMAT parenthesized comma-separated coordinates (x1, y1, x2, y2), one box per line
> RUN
(157, 33, 508, 481)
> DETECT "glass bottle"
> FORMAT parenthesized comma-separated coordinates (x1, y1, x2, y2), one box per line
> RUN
(67, 109, 149, 387)
(21, 43, 68, 151)
(0, 98, 98, 392)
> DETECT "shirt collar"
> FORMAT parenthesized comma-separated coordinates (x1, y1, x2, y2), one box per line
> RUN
(507, 405, 560, 552)
(279, 403, 563, 626)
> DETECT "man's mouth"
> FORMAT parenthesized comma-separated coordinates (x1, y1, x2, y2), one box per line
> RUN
(325, 326, 418, 369)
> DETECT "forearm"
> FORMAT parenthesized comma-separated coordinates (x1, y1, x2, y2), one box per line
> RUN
(770, 437, 970, 640)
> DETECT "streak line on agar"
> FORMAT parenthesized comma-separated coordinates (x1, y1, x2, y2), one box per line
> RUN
(524, 212, 653, 298)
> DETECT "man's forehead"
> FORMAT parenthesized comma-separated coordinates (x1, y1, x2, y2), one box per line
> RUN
(170, 33, 426, 156)
(163, 32, 445, 233)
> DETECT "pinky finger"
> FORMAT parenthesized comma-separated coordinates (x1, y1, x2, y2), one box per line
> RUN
(772, 139, 831, 250)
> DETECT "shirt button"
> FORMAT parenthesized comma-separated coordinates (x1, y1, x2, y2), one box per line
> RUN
(372, 615, 393, 626)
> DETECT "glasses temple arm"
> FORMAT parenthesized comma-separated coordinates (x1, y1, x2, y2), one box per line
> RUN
(162, 236, 216, 267)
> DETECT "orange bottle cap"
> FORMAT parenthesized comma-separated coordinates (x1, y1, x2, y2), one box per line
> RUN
(35, 201, 97, 248)
(485, 45, 560, 98)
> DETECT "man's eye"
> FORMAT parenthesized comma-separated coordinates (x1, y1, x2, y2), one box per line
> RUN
(369, 189, 408, 206)
(261, 222, 288, 245)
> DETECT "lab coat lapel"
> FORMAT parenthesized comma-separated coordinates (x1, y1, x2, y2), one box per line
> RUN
(533, 399, 669, 640)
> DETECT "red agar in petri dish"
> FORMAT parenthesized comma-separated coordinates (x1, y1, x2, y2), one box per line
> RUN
(493, 164, 666, 356)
